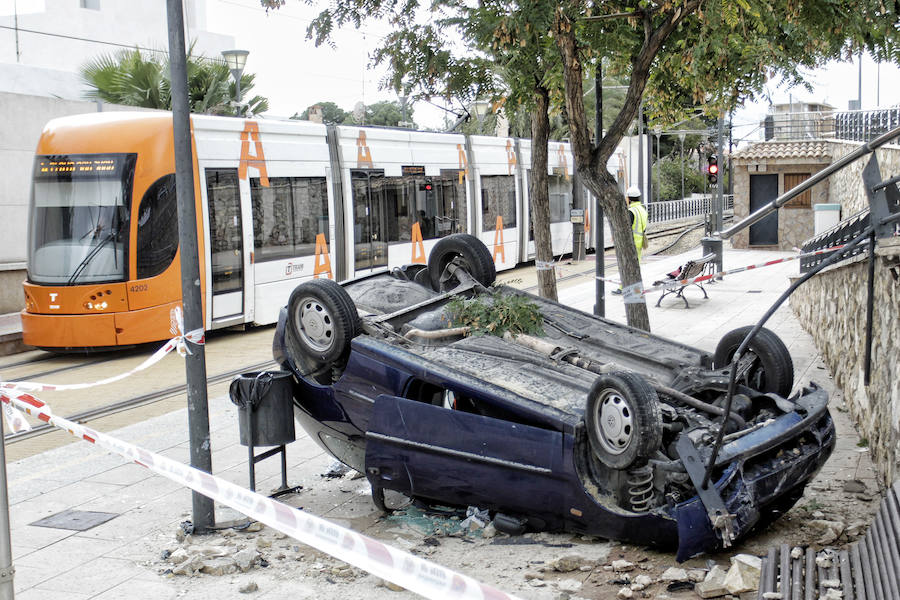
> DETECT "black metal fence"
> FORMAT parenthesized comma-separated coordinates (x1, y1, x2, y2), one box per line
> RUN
(800, 209, 870, 273)
(835, 108, 900, 142)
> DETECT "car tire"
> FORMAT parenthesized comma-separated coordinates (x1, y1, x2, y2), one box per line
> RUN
(712, 326, 794, 398)
(287, 279, 359, 365)
(585, 372, 663, 470)
(428, 233, 496, 291)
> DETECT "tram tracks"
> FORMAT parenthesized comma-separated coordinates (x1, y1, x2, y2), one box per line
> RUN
(4, 358, 277, 444)
(3, 353, 126, 383)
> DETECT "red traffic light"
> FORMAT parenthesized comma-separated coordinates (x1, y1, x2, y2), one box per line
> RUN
(707, 155, 719, 185)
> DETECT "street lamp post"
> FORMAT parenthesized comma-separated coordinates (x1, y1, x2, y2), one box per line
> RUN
(221, 49, 249, 116)
(678, 132, 686, 201)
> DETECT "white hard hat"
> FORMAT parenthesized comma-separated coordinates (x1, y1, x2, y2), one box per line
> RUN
(626, 186, 641, 198)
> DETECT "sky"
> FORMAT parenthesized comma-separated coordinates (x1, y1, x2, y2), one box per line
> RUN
(206, 0, 900, 140)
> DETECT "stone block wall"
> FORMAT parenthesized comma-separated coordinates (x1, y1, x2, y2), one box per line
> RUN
(827, 141, 900, 216)
(789, 238, 900, 484)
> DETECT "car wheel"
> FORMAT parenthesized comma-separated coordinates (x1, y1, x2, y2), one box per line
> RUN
(713, 326, 794, 398)
(585, 372, 663, 470)
(428, 233, 496, 291)
(287, 279, 359, 365)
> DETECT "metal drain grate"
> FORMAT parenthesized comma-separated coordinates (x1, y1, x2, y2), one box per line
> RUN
(759, 481, 900, 600)
(30, 509, 119, 531)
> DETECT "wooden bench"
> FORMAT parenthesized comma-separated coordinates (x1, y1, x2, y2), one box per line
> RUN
(653, 253, 716, 308)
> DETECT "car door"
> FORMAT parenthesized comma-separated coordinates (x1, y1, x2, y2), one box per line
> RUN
(365, 395, 566, 519)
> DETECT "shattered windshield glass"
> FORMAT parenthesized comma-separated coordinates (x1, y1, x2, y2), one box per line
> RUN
(28, 154, 135, 285)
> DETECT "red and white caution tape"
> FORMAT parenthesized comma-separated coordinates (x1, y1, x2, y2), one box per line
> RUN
(598, 245, 847, 299)
(0, 391, 520, 600)
(0, 307, 204, 394)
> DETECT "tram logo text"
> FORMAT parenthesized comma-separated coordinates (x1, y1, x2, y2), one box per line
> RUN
(285, 262, 304, 276)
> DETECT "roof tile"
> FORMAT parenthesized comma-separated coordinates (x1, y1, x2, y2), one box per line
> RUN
(733, 141, 833, 162)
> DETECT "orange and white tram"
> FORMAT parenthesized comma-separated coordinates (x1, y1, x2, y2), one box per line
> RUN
(23, 111, 616, 351)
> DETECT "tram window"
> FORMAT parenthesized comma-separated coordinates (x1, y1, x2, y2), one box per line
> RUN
(480, 175, 517, 231)
(436, 171, 467, 237)
(136, 174, 178, 280)
(383, 178, 411, 243)
(549, 175, 571, 224)
(250, 177, 329, 261)
(383, 175, 466, 243)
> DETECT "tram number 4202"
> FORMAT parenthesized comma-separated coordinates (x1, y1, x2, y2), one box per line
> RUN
(129, 284, 149, 293)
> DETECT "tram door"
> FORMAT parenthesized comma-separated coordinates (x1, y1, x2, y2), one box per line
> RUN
(351, 170, 388, 273)
(205, 169, 245, 320)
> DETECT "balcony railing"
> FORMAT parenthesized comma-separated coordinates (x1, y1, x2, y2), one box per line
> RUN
(761, 107, 900, 144)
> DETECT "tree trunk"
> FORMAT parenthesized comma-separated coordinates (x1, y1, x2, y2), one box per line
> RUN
(554, 11, 654, 331)
(530, 85, 558, 301)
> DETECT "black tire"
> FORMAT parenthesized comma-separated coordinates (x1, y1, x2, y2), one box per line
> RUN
(712, 326, 794, 398)
(287, 279, 359, 365)
(585, 372, 663, 470)
(428, 233, 496, 291)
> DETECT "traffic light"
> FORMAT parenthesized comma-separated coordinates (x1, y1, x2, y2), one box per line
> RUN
(707, 155, 719, 185)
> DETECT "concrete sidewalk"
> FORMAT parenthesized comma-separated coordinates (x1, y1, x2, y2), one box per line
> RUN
(5, 247, 879, 599)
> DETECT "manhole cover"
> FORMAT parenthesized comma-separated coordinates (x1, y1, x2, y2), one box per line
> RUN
(30, 509, 119, 531)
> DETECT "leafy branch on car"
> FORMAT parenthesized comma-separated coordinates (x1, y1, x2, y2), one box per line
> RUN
(445, 291, 544, 338)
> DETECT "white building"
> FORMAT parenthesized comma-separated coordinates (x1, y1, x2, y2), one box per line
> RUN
(0, 0, 234, 99)
(0, 0, 236, 314)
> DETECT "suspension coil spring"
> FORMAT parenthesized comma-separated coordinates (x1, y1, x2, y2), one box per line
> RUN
(626, 465, 656, 513)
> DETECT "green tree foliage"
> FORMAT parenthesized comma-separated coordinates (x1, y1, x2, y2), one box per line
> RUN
(553, 0, 899, 331)
(362, 100, 413, 127)
(293, 101, 348, 123)
(80, 47, 269, 116)
(264, 0, 899, 330)
(652, 155, 705, 201)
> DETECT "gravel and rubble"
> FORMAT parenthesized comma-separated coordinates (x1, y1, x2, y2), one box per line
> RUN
(144, 400, 880, 600)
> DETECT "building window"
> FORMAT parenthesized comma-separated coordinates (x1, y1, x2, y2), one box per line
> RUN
(80, 0, 101, 10)
(784, 173, 812, 208)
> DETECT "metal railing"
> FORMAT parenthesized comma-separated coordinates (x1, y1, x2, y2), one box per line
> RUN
(799, 209, 870, 273)
(646, 194, 733, 224)
(762, 108, 900, 144)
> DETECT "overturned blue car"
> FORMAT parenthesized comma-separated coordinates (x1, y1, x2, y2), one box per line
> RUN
(273, 234, 834, 560)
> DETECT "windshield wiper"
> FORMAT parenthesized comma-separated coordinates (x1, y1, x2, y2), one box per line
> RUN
(66, 230, 117, 286)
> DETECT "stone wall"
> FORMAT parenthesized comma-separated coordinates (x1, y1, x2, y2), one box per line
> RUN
(731, 159, 831, 250)
(789, 238, 900, 485)
(827, 141, 900, 216)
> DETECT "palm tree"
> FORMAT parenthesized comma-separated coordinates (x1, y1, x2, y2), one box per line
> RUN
(80, 46, 268, 116)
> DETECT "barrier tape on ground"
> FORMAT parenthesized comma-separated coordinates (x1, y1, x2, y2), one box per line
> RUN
(0, 391, 520, 600)
(597, 245, 847, 299)
(0, 307, 204, 394)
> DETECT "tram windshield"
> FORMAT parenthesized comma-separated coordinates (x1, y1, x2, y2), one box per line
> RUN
(28, 154, 135, 285)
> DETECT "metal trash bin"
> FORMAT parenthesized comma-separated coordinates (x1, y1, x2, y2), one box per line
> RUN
(229, 371, 301, 495)
(229, 371, 295, 447)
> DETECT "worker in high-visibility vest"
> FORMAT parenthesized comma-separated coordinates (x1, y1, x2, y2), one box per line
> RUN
(626, 186, 649, 263)
(612, 186, 649, 295)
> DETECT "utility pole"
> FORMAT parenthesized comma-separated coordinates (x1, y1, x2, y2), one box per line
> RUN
(594, 61, 605, 318)
(166, 0, 214, 533)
